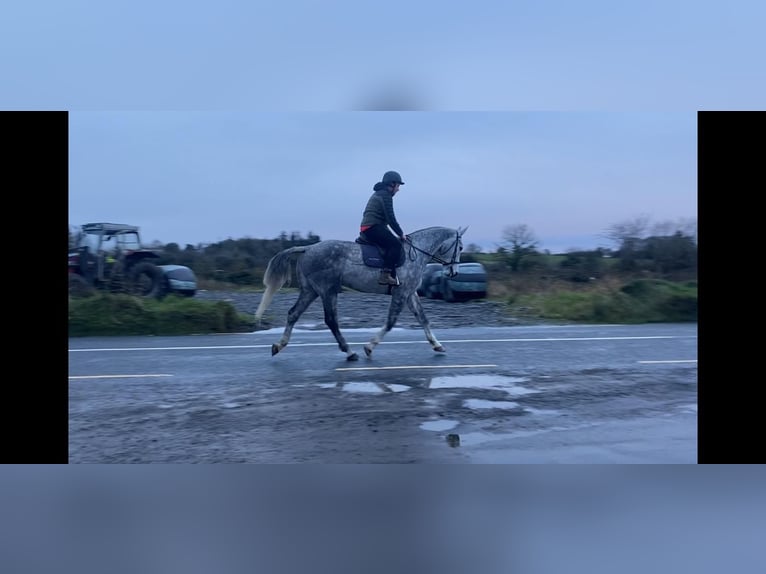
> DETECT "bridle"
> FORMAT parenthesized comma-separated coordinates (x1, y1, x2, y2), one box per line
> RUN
(405, 231, 462, 273)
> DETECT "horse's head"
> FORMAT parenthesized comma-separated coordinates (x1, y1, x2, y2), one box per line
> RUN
(439, 226, 467, 278)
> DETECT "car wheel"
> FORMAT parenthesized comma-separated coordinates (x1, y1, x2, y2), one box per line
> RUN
(443, 279, 456, 302)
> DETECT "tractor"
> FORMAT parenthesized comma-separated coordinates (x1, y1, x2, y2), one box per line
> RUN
(68, 222, 197, 298)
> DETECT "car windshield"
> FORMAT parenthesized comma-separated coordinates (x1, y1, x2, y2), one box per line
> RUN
(112, 232, 142, 251)
(456, 265, 485, 274)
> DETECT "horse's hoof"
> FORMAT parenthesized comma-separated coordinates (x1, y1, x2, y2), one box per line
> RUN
(433, 346, 446, 353)
(271, 344, 280, 356)
(364, 345, 373, 357)
(347, 353, 359, 361)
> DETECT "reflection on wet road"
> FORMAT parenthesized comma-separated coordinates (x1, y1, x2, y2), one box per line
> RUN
(69, 323, 697, 463)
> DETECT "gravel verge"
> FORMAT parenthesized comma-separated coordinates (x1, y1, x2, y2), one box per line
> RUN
(194, 289, 534, 330)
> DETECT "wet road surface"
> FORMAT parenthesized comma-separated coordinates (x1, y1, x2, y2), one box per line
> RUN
(69, 323, 697, 463)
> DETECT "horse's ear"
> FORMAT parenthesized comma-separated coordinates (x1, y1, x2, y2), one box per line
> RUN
(458, 226, 469, 236)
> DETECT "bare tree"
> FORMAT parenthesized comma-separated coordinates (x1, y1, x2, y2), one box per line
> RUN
(501, 224, 539, 271)
(601, 213, 652, 248)
(602, 214, 697, 273)
(651, 217, 696, 240)
(603, 214, 697, 249)
(464, 243, 483, 254)
(675, 217, 697, 244)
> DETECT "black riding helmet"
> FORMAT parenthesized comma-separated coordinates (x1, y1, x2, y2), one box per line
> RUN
(381, 171, 405, 185)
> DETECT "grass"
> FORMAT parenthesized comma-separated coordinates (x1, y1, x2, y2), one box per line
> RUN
(68, 293, 255, 336)
(499, 277, 697, 324)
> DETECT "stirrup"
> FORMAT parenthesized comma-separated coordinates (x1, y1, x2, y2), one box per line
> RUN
(378, 271, 399, 286)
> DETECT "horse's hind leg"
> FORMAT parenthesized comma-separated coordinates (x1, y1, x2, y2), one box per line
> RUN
(272, 288, 318, 356)
(321, 292, 358, 361)
(364, 293, 407, 358)
(406, 293, 445, 352)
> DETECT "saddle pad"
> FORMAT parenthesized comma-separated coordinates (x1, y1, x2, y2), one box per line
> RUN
(358, 242, 405, 269)
(359, 243, 386, 268)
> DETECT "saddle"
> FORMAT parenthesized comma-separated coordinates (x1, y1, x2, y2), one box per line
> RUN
(355, 236, 405, 269)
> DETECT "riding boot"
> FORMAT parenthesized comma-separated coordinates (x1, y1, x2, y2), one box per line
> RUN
(378, 269, 400, 286)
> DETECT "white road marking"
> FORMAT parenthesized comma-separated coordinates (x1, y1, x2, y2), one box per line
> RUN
(68, 335, 696, 353)
(70, 344, 281, 352)
(68, 374, 174, 379)
(638, 360, 697, 364)
(441, 336, 696, 343)
(336, 364, 497, 372)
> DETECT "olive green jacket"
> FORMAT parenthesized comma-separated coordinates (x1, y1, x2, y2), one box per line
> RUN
(360, 187, 404, 237)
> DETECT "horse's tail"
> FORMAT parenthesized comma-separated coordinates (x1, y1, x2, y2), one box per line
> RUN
(254, 246, 309, 325)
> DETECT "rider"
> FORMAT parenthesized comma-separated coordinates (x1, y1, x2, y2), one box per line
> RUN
(360, 170, 409, 286)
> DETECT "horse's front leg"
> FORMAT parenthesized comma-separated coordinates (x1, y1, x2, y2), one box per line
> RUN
(406, 292, 446, 353)
(364, 293, 407, 358)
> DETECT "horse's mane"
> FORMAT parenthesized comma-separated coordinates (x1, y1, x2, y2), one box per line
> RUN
(409, 226, 453, 235)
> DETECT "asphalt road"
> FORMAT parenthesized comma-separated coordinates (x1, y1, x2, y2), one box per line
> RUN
(69, 323, 697, 463)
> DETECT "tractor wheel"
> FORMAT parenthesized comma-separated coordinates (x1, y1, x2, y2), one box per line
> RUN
(69, 274, 95, 298)
(129, 262, 164, 299)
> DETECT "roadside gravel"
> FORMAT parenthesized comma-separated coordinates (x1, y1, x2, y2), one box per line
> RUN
(194, 289, 534, 330)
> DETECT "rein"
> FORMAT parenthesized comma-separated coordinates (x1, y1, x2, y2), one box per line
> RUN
(405, 231, 461, 266)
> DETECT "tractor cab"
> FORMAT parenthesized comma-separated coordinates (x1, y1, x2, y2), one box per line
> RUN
(70, 223, 159, 286)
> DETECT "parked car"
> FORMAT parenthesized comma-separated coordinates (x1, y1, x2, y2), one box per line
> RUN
(417, 262, 487, 302)
(416, 263, 444, 298)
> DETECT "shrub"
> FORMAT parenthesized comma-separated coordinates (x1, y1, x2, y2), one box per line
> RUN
(619, 279, 697, 322)
(69, 293, 253, 336)
(68, 294, 152, 336)
(504, 278, 697, 324)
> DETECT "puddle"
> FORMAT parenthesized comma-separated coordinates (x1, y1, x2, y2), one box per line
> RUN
(340, 382, 385, 394)
(420, 419, 460, 432)
(463, 399, 520, 410)
(456, 431, 497, 446)
(429, 374, 539, 397)
(318, 382, 412, 394)
(524, 407, 560, 416)
(457, 425, 584, 446)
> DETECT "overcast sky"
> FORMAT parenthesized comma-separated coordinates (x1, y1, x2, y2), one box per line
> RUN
(68, 111, 696, 253)
(3, 1, 763, 110)
(8, 1, 759, 252)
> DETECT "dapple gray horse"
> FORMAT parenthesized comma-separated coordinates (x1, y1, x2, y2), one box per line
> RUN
(255, 226, 466, 360)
